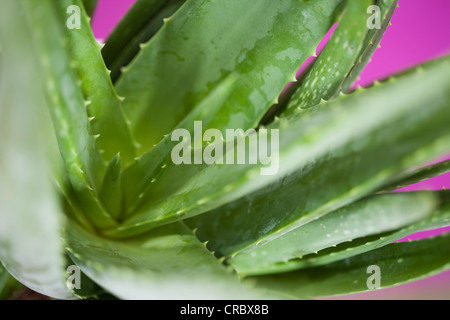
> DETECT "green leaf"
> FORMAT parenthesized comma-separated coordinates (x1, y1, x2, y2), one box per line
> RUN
(183, 56, 450, 256)
(0, 264, 11, 299)
(0, 0, 74, 299)
(341, 0, 398, 92)
(82, 0, 99, 16)
(266, 0, 398, 122)
(26, 0, 105, 191)
(120, 74, 237, 216)
(23, 0, 117, 229)
(252, 193, 450, 276)
(116, 0, 345, 153)
(282, 0, 374, 116)
(65, 221, 273, 300)
(100, 154, 123, 220)
(103, 0, 186, 82)
(104, 56, 450, 240)
(228, 191, 438, 276)
(382, 159, 450, 191)
(55, 0, 137, 167)
(63, 254, 116, 299)
(252, 232, 450, 298)
(58, 174, 98, 234)
(0, 264, 22, 300)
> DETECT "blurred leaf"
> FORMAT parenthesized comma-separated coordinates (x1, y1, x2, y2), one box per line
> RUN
(382, 159, 450, 191)
(82, 0, 98, 16)
(65, 221, 273, 299)
(24, 0, 117, 229)
(0, 0, 74, 299)
(0, 264, 22, 300)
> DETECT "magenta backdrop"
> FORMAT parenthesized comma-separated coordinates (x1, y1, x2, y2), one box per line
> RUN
(92, 0, 450, 299)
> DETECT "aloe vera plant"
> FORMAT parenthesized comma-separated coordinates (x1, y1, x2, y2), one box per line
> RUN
(1, 0, 450, 300)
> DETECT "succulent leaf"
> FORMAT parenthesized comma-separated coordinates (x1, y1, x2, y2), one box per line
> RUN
(120, 75, 238, 215)
(104, 56, 450, 239)
(115, 0, 345, 153)
(65, 222, 273, 299)
(341, 0, 398, 92)
(246, 192, 450, 276)
(82, 0, 99, 16)
(228, 191, 438, 275)
(282, 0, 374, 115)
(103, 0, 186, 82)
(185, 56, 450, 256)
(22, 0, 117, 229)
(382, 159, 450, 191)
(252, 232, 450, 298)
(100, 153, 123, 220)
(0, 264, 22, 300)
(1, 0, 449, 300)
(0, 0, 74, 299)
(54, 0, 137, 167)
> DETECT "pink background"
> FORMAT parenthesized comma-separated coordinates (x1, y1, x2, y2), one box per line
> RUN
(92, 0, 450, 299)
